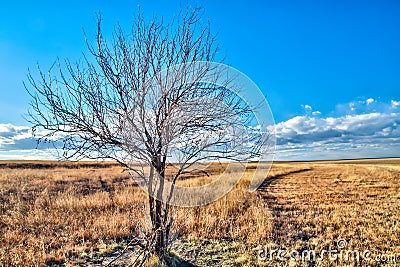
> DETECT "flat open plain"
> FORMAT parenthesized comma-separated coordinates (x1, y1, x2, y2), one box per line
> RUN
(0, 159, 399, 266)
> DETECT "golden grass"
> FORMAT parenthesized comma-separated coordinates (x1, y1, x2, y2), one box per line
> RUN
(0, 160, 399, 266)
(255, 162, 400, 267)
(0, 164, 145, 266)
(178, 163, 308, 243)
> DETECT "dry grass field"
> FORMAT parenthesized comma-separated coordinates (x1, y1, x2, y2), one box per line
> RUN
(0, 159, 399, 266)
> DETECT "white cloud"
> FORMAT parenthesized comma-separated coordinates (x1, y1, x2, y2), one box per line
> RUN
(0, 123, 64, 151)
(0, 124, 32, 148)
(275, 111, 400, 160)
(366, 98, 374, 105)
(336, 98, 400, 115)
(0, 124, 30, 138)
(391, 100, 400, 108)
(1, 98, 400, 161)
(349, 102, 356, 111)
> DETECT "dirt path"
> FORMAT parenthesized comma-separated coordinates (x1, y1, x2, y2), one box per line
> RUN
(257, 167, 317, 244)
(256, 163, 400, 255)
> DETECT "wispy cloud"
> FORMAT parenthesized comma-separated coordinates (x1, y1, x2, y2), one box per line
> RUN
(366, 98, 374, 105)
(302, 104, 312, 110)
(0, 123, 60, 159)
(336, 97, 400, 115)
(391, 100, 400, 108)
(0, 124, 34, 149)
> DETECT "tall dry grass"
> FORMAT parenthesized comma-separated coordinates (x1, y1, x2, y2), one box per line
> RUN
(0, 164, 147, 266)
(178, 163, 308, 244)
(0, 160, 399, 266)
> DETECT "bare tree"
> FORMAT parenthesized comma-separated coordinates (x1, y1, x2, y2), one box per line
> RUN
(26, 7, 267, 263)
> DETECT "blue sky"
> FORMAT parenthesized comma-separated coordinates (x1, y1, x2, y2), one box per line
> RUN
(0, 0, 399, 160)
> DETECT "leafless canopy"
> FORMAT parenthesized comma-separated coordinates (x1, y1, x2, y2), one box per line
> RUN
(26, 7, 267, 260)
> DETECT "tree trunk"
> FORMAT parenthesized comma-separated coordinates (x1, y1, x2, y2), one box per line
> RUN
(151, 155, 167, 258)
(154, 198, 165, 257)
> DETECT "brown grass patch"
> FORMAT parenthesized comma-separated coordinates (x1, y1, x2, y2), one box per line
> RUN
(0, 160, 399, 266)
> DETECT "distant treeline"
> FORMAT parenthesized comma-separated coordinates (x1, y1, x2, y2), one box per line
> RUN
(0, 161, 120, 169)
